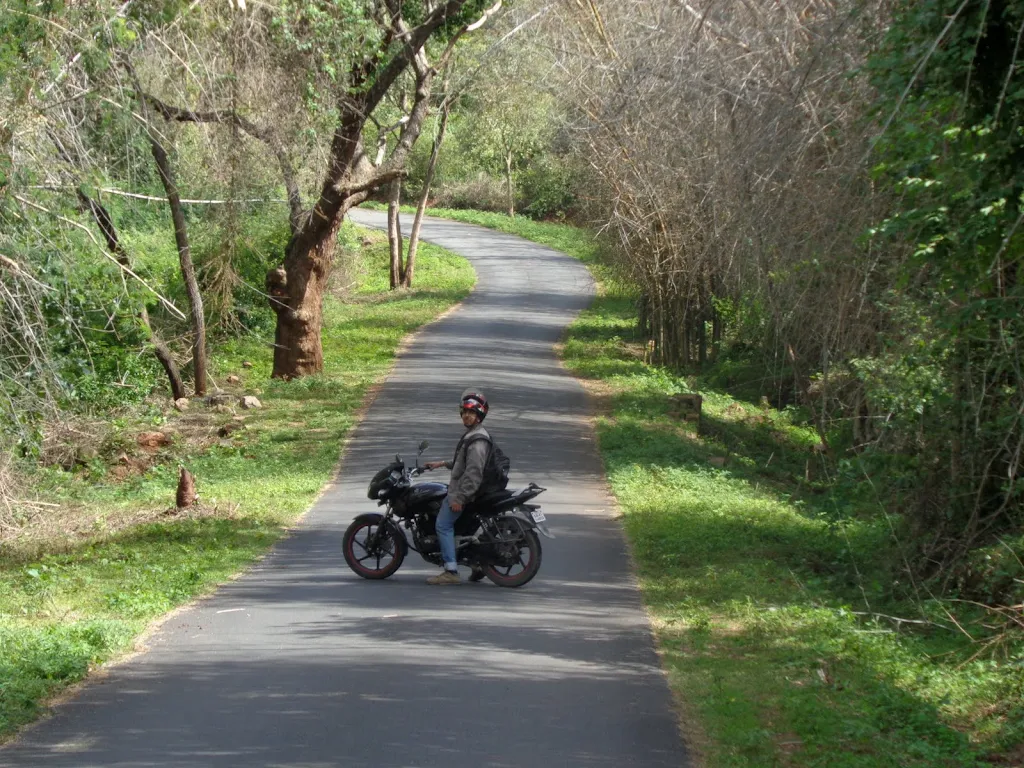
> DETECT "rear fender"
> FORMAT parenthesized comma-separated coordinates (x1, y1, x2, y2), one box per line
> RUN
(352, 513, 409, 557)
(505, 510, 555, 540)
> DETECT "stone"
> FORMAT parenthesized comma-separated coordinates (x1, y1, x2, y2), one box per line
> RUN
(173, 398, 190, 411)
(240, 395, 262, 410)
(226, 375, 241, 384)
(241, 361, 254, 369)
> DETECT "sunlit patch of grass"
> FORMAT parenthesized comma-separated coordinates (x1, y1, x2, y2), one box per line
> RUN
(0, 225, 474, 739)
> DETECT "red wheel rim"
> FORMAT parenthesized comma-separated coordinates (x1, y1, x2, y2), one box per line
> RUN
(347, 522, 397, 576)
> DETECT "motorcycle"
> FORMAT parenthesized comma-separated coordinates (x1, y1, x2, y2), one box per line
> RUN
(343, 441, 552, 587)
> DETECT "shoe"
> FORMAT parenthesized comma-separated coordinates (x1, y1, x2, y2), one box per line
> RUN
(426, 570, 461, 585)
(468, 566, 486, 583)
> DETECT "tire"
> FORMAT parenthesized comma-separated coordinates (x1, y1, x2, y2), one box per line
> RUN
(484, 520, 542, 588)
(343, 516, 405, 579)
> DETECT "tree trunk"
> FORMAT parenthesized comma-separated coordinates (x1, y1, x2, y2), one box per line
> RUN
(148, 139, 207, 396)
(267, 224, 338, 378)
(387, 178, 403, 289)
(505, 149, 515, 218)
(404, 99, 451, 288)
(78, 191, 186, 400)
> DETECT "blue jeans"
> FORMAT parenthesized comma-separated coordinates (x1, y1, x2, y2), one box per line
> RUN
(435, 497, 461, 571)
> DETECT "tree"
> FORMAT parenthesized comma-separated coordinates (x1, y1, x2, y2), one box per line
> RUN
(134, 75, 209, 396)
(464, 51, 555, 217)
(405, 87, 454, 287)
(265, 0, 498, 378)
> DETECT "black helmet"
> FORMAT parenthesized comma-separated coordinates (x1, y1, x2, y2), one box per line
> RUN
(460, 389, 488, 421)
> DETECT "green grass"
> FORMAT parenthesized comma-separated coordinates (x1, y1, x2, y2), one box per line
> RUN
(0, 227, 474, 739)
(411, 207, 1024, 768)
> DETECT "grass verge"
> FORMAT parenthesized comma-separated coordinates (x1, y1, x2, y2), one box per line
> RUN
(0, 226, 474, 740)
(409, 207, 1024, 768)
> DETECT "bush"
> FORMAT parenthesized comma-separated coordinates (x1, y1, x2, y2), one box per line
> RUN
(519, 157, 577, 220)
(430, 173, 510, 213)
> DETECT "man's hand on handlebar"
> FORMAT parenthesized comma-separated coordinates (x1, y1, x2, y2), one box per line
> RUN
(422, 461, 446, 471)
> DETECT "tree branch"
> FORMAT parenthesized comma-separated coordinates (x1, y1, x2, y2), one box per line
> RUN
(143, 93, 304, 233)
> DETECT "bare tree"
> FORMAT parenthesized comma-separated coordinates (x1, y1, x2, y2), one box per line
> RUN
(542, 0, 890, 396)
(131, 70, 209, 396)
(405, 89, 454, 287)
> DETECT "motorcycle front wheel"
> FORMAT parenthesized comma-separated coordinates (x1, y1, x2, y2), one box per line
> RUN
(343, 516, 405, 579)
(484, 519, 542, 588)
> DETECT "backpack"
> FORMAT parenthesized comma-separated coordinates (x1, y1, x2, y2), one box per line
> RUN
(456, 433, 510, 495)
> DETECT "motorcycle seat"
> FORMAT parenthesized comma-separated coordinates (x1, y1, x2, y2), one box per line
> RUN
(469, 488, 516, 513)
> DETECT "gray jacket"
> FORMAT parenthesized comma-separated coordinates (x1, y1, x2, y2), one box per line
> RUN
(445, 424, 490, 507)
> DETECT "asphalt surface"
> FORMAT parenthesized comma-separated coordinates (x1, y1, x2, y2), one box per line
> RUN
(1, 210, 688, 768)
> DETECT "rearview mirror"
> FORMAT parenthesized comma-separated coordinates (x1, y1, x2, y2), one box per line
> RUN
(418, 440, 429, 453)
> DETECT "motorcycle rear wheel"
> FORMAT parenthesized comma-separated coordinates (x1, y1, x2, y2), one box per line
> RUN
(343, 517, 404, 579)
(484, 521, 542, 588)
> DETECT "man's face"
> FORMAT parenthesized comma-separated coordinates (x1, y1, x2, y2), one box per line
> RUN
(460, 408, 480, 428)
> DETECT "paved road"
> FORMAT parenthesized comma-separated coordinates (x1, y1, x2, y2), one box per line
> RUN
(1, 210, 688, 768)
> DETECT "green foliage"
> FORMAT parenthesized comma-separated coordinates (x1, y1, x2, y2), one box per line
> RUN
(864, 0, 1024, 570)
(519, 155, 577, 220)
(270, 0, 379, 109)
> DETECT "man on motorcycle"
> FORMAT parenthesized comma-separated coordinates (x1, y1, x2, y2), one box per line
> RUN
(421, 390, 491, 585)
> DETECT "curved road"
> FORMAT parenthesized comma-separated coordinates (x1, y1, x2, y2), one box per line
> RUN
(0, 211, 688, 768)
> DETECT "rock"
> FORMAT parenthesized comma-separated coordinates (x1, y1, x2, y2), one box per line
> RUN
(137, 431, 170, 449)
(241, 361, 253, 369)
(240, 396, 262, 410)
(707, 456, 727, 468)
(173, 398, 190, 411)
(226, 375, 241, 384)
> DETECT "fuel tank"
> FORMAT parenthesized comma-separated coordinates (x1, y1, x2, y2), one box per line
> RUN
(406, 481, 448, 509)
